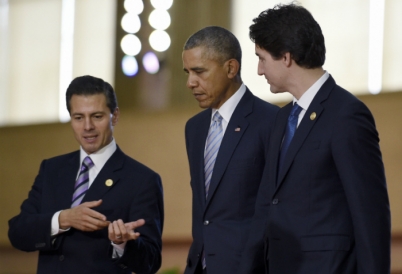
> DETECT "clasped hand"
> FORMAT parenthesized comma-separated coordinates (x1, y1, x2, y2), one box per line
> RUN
(59, 199, 145, 244)
(59, 199, 110, 231)
(108, 219, 145, 244)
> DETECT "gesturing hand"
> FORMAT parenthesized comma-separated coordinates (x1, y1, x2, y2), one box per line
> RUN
(59, 199, 110, 231)
(108, 219, 145, 244)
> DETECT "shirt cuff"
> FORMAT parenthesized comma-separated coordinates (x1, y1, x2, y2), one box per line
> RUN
(111, 241, 127, 258)
(51, 210, 70, 236)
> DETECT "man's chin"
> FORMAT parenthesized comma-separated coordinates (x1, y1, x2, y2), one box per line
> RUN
(198, 101, 210, 109)
(270, 88, 284, 94)
(82, 145, 98, 155)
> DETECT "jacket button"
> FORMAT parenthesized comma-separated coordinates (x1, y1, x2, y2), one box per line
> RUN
(59, 255, 65, 261)
(203, 220, 209, 225)
(272, 198, 279, 205)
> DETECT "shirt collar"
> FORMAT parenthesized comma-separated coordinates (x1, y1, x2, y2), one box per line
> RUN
(212, 83, 246, 123)
(293, 71, 329, 110)
(80, 138, 117, 170)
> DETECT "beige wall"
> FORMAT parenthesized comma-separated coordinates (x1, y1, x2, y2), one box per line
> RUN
(1, 91, 402, 246)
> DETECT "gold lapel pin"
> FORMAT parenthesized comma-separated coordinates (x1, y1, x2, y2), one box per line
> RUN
(310, 112, 317, 121)
(235, 127, 241, 132)
(105, 179, 113, 187)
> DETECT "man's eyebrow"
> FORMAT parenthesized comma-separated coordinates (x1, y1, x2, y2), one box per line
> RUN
(183, 66, 204, 72)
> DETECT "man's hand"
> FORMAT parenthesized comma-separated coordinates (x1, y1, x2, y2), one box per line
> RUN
(59, 199, 110, 231)
(108, 219, 145, 244)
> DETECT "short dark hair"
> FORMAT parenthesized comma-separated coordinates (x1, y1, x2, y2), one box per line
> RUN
(184, 26, 242, 74)
(66, 75, 118, 114)
(249, 3, 326, 69)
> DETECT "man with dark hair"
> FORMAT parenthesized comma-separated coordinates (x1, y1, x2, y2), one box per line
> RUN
(239, 3, 391, 274)
(182, 26, 279, 274)
(9, 75, 164, 274)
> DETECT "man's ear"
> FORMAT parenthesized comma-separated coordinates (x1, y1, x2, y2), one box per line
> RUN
(112, 107, 119, 126)
(226, 59, 240, 79)
(282, 52, 292, 67)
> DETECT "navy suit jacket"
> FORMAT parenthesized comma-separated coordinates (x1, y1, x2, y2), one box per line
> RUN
(239, 76, 391, 273)
(9, 146, 164, 274)
(184, 88, 279, 274)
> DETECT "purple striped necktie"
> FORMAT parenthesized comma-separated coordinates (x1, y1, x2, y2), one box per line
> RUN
(71, 156, 94, 208)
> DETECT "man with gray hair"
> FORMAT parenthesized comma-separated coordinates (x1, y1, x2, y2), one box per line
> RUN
(182, 26, 279, 274)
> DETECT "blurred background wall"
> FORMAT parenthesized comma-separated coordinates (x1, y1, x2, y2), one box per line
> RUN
(0, 0, 401, 273)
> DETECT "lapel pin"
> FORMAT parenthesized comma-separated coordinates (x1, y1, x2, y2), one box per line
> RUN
(235, 127, 241, 132)
(105, 179, 113, 187)
(310, 112, 317, 121)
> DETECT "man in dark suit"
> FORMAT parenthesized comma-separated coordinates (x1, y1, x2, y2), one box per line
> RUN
(239, 3, 391, 274)
(182, 26, 279, 274)
(8, 75, 163, 274)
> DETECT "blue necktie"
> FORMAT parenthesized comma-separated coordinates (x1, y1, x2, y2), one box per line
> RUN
(278, 103, 302, 174)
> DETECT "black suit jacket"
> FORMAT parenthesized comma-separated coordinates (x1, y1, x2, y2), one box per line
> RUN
(184, 88, 279, 274)
(9, 146, 164, 274)
(239, 76, 391, 273)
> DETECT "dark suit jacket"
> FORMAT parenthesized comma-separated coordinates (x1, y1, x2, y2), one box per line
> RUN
(184, 88, 279, 274)
(9, 146, 164, 274)
(239, 76, 391, 273)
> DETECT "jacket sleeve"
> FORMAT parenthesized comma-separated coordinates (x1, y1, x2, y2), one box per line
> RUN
(8, 160, 59, 252)
(237, 164, 270, 274)
(332, 100, 391, 273)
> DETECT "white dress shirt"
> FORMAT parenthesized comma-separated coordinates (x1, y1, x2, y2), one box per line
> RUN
(209, 83, 246, 136)
(293, 71, 329, 126)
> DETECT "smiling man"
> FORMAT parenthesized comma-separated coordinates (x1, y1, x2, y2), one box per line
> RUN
(8, 75, 164, 274)
(182, 26, 279, 274)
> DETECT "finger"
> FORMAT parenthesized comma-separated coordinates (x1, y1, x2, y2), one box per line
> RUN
(83, 213, 110, 229)
(125, 219, 146, 230)
(117, 219, 127, 235)
(108, 222, 123, 243)
(127, 230, 141, 241)
(73, 200, 106, 221)
(89, 210, 107, 222)
(116, 219, 130, 241)
(112, 220, 123, 239)
(108, 223, 115, 240)
(110, 220, 125, 244)
(80, 206, 107, 222)
(82, 199, 103, 209)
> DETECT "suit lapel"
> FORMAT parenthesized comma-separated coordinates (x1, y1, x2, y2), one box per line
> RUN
(270, 104, 292, 192)
(82, 147, 125, 203)
(56, 152, 80, 209)
(275, 76, 335, 191)
(193, 109, 212, 207)
(205, 89, 253, 208)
